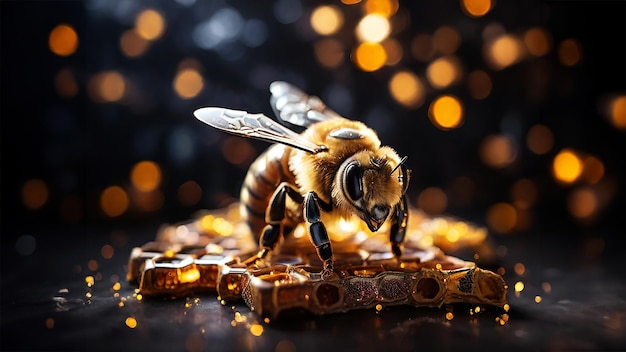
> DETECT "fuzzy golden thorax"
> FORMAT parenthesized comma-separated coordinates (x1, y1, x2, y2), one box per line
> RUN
(288, 119, 405, 229)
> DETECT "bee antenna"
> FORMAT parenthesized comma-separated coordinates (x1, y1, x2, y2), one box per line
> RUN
(390, 156, 408, 175)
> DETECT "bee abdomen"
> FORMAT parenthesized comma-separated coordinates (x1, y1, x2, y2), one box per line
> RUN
(240, 144, 296, 239)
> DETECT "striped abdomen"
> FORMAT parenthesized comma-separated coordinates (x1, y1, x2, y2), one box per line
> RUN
(240, 144, 299, 239)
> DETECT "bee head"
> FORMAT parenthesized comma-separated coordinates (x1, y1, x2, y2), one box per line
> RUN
(334, 148, 410, 232)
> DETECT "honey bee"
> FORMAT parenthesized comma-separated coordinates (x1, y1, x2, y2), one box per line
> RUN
(194, 82, 410, 279)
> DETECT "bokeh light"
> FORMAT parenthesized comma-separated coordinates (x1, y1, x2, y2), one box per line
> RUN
(485, 34, 524, 70)
(510, 179, 538, 210)
(130, 161, 162, 192)
(88, 71, 126, 103)
(135, 9, 166, 41)
(100, 186, 130, 217)
(557, 38, 582, 67)
(552, 149, 583, 184)
(433, 26, 461, 55)
(174, 68, 204, 99)
(54, 68, 79, 98)
(524, 27, 552, 57)
(310, 5, 343, 36)
(49, 24, 78, 56)
(381, 38, 403, 66)
(120, 30, 150, 58)
(426, 56, 462, 89)
(221, 137, 256, 167)
(410, 34, 435, 62)
(178, 180, 203, 206)
(428, 95, 464, 130)
(389, 71, 425, 109)
(467, 70, 492, 100)
(21, 179, 49, 210)
(417, 187, 448, 215)
(609, 95, 626, 129)
(353, 42, 386, 72)
(526, 124, 554, 155)
(581, 156, 605, 184)
(486, 202, 518, 234)
(356, 14, 390, 43)
(479, 134, 517, 169)
(314, 38, 345, 69)
(461, 0, 493, 17)
(363, 0, 399, 17)
(567, 187, 598, 220)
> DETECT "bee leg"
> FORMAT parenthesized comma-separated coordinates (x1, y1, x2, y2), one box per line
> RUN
(246, 183, 303, 266)
(304, 192, 334, 280)
(389, 195, 409, 259)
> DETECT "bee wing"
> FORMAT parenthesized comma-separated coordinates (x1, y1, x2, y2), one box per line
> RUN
(270, 81, 344, 128)
(194, 107, 326, 154)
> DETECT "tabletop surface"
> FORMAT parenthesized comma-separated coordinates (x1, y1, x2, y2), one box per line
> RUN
(2, 223, 624, 352)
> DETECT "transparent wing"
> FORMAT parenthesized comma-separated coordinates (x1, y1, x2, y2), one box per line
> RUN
(194, 107, 326, 154)
(269, 81, 344, 128)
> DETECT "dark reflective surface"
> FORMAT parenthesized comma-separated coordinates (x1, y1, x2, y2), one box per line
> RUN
(2, 225, 623, 352)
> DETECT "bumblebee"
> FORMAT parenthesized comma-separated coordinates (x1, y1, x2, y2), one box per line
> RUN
(194, 82, 410, 279)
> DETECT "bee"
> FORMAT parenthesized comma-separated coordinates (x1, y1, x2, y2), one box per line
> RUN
(194, 82, 410, 279)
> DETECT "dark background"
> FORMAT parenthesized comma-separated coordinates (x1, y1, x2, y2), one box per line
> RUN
(1, 1, 624, 351)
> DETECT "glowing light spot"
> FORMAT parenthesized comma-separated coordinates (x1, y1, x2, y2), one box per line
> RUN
(212, 217, 234, 236)
(100, 186, 129, 217)
(428, 95, 464, 130)
(49, 24, 78, 56)
(552, 149, 583, 184)
(353, 42, 386, 72)
(249, 323, 264, 336)
(467, 70, 492, 100)
(88, 71, 126, 103)
(381, 38, 403, 66)
(557, 38, 582, 67)
(222, 137, 255, 166)
(541, 282, 551, 293)
(310, 5, 343, 35)
(88, 259, 99, 271)
(581, 156, 604, 184)
(356, 14, 390, 43)
(510, 179, 537, 209)
(375, 304, 383, 312)
(514, 263, 526, 276)
(486, 203, 517, 234)
(388, 70, 425, 108)
(410, 34, 435, 62)
(101, 244, 114, 260)
(45, 318, 55, 329)
(55, 68, 79, 98)
(125, 317, 138, 329)
(363, 0, 399, 17)
(514, 281, 525, 292)
(534, 295, 542, 303)
(433, 26, 460, 55)
(131, 161, 162, 192)
(426, 56, 461, 89)
(567, 187, 598, 219)
(479, 134, 517, 169)
(174, 68, 204, 99)
(609, 95, 626, 129)
(112, 282, 121, 291)
(503, 303, 510, 312)
(21, 179, 49, 210)
(445, 312, 454, 320)
(120, 30, 150, 58)
(526, 124, 553, 155)
(85, 276, 95, 287)
(485, 34, 523, 70)
(178, 180, 203, 206)
(314, 38, 345, 69)
(461, 0, 492, 17)
(417, 187, 448, 215)
(524, 27, 551, 57)
(135, 9, 166, 41)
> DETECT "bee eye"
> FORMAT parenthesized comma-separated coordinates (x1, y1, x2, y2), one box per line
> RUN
(345, 162, 363, 201)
